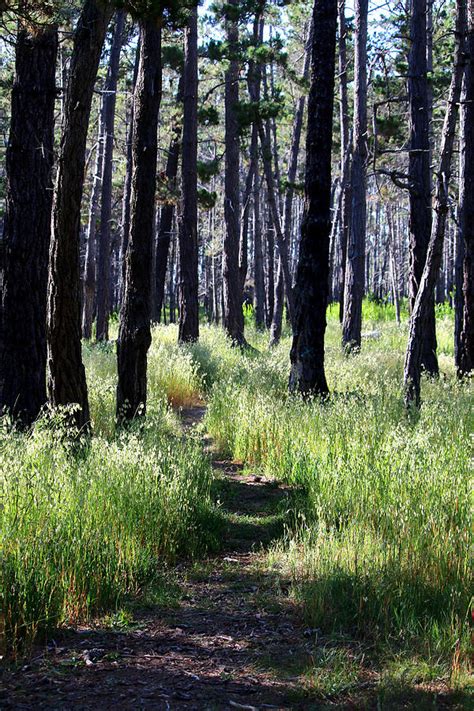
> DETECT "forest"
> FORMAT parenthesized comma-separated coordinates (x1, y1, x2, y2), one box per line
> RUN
(0, 0, 472, 707)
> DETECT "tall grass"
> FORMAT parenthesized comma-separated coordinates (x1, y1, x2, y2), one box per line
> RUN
(205, 315, 473, 662)
(1, 394, 219, 654)
(1, 305, 471, 673)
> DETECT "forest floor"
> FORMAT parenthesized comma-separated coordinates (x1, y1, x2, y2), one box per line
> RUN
(1, 405, 468, 710)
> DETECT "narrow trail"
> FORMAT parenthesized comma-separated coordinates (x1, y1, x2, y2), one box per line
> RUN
(2, 405, 319, 711)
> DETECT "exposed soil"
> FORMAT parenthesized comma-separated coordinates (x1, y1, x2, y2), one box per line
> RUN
(1, 406, 468, 710)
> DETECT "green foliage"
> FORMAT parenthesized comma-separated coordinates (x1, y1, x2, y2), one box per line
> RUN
(197, 157, 220, 182)
(197, 105, 220, 126)
(197, 187, 217, 209)
(162, 43, 184, 70)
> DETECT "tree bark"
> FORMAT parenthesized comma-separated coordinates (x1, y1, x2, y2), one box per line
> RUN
(47, 0, 112, 430)
(222, 0, 246, 346)
(407, 0, 438, 374)
(338, 0, 351, 322)
(0, 23, 58, 426)
(239, 125, 256, 290)
(178, 7, 199, 342)
(96, 9, 125, 342)
(341, 0, 368, 352)
(253, 162, 265, 329)
(289, 0, 338, 396)
(119, 40, 140, 309)
(117, 18, 162, 421)
(265, 206, 275, 328)
(154, 75, 183, 322)
(82, 110, 105, 339)
(458, 0, 474, 375)
(404, 0, 466, 407)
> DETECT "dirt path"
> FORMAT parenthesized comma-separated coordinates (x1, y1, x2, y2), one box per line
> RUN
(1, 406, 317, 710)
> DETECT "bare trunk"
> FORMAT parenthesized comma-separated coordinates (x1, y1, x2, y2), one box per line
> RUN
(342, 0, 368, 351)
(458, 0, 474, 375)
(223, 0, 246, 346)
(0, 24, 58, 426)
(289, 0, 338, 396)
(404, 0, 466, 406)
(117, 18, 162, 421)
(119, 40, 140, 309)
(96, 10, 125, 342)
(154, 75, 183, 323)
(408, 0, 438, 374)
(47, 0, 112, 430)
(338, 0, 351, 323)
(82, 112, 105, 339)
(178, 7, 199, 342)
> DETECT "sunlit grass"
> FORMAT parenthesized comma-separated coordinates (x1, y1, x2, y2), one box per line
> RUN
(205, 308, 473, 673)
(0, 408, 220, 654)
(1, 300, 471, 686)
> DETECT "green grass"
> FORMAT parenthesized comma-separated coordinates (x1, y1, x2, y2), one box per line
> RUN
(203, 310, 473, 679)
(1, 300, 472, 702)
(0, 405, 221, 653)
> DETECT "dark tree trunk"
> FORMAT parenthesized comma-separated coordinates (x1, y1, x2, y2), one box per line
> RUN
(407, 0, 438, 374)
(47, 0, 112, 430)
(223, 0, 246, 346)
(119, 40, 140, 309)
(338, 0, 351, 323)
(289, 0, 338, 396)
(458, 0, 474, 374)
(178, 7, 199, 342)
(342, 0, 368, 352)
(117, 18, 162, 421)
(82, 111, 105, 339)
(265, 209, 275, 328)
(154, 75, 183, 323)
(96, 10, 125, 342)
(239, 125, 256, 290)
(254, 163, 265, 329)
(404, 0, 466, 406)
(248, 11, 264, 328)
(0, 24, 58, 426)
(269, 261, 284, 346)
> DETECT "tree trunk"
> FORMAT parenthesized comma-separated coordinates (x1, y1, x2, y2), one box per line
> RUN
(455, 131, 466, 368)
(178, 7, 199, 343)
(269, 260, 284, 346)
(342, 0, 368, 352)
(458, 0, 474, 375)
(407, 0, 438, 374)
(82, 110, 105, 339)
(239, 125, 256, 290)
(387, 204, 401, 325)
(154, 75, 183, 322)
(254, 162, 265, 329)
(404, 0, 466, 407)
(96, 10, 125, 342)
(116, 18, 162, 421)
(265, 208, 275, 328)
(119, 40, 140, 309)
(0, 24, 58, 426)
(338, 0, 351, 323)
(47, 0, 112, 430)
(289, 0, 338, 396)
(222, 0, 246, 346)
